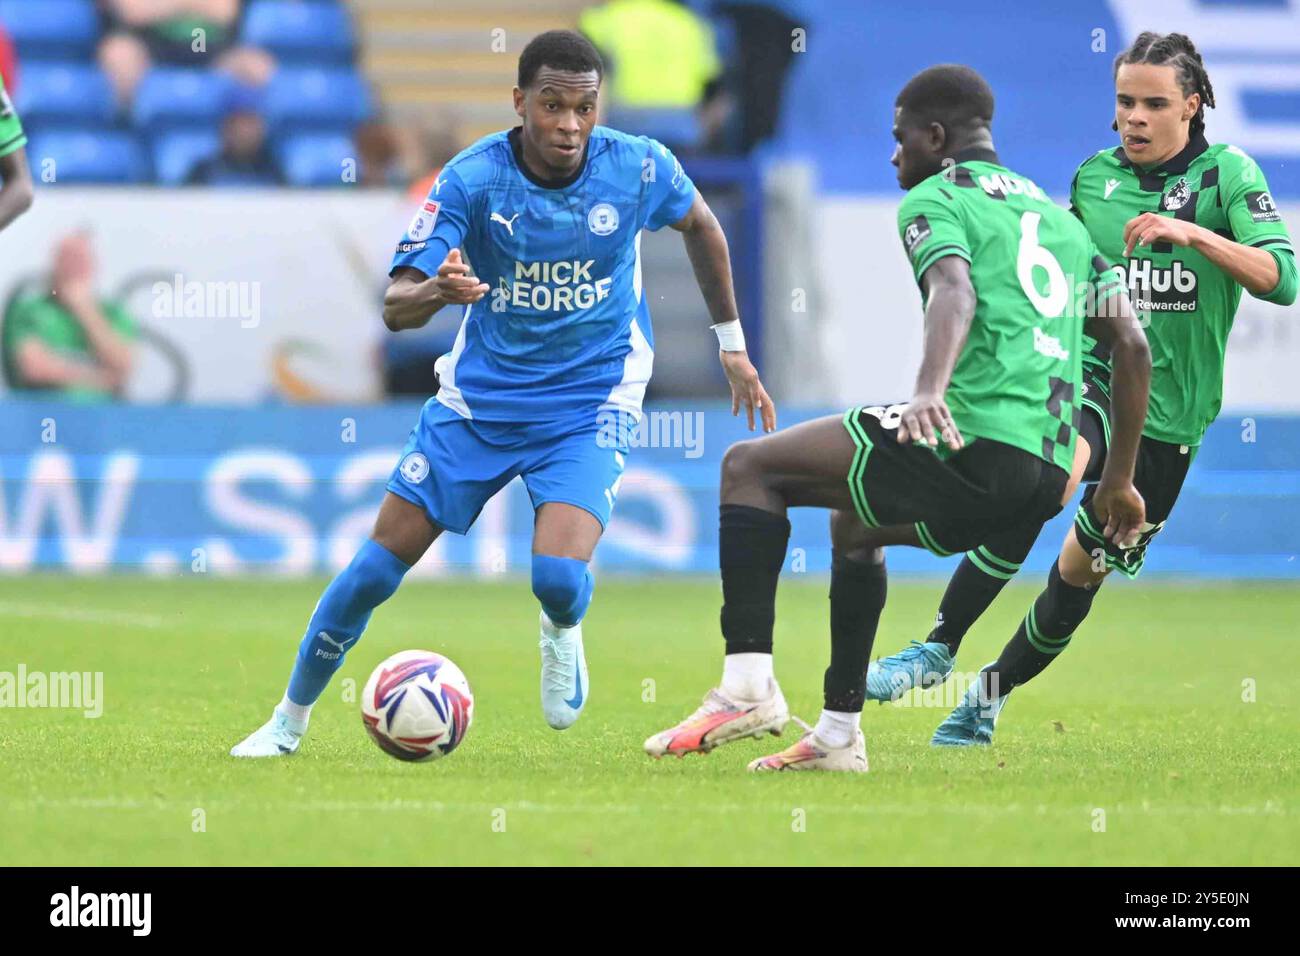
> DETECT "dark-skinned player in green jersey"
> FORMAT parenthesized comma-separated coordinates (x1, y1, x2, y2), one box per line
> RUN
(642, 64, 1152, 772)
(866, 32, 1297, 746)
(0, 72, 34, 233)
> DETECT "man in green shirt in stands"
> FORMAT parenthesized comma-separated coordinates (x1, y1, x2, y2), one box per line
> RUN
(4, 231, 138, 400)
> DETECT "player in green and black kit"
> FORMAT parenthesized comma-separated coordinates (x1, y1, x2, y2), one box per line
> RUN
(0, 72, 34, 232)
(642, 65, 1151, 773)
(867, 32, 1298, 746)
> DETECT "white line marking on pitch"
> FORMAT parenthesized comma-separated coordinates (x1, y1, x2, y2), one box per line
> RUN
(2, 797, 1288, 817)
(0, 603, 166, 629)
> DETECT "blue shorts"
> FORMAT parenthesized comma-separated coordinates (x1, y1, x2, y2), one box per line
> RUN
(385, 398, 630, 535)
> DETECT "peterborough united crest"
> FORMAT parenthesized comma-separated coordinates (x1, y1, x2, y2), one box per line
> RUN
(1162, 177, 1191, 211)
(588, 203, 619, 236)
(398, 452, 430, 484)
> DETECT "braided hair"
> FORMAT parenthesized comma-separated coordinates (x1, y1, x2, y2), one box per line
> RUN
(1113, 32, 1216, 137)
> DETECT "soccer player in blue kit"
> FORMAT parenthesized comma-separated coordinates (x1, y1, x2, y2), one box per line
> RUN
(231, 30, 775, 756)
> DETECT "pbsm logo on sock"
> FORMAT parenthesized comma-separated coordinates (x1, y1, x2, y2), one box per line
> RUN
(314, 631, 354, 661)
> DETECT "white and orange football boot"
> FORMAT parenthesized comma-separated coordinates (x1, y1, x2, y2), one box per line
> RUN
(747, 724, 868, 773)
(643, 680, 790, 757)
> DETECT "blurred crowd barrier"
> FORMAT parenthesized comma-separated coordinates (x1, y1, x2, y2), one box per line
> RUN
(1, 401, 1297, 578)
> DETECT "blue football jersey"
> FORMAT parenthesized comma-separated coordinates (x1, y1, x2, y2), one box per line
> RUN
(390, 125, 697, 424)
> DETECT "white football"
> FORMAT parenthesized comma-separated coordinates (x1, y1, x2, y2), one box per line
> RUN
(361, 650, 474, 761)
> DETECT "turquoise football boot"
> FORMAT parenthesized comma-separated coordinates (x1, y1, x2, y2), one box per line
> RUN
(866, 640, 954, 702)
(930, 670, 1008, 746)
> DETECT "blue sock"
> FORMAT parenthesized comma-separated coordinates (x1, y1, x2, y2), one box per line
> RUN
(286, 540, 410, 706)
(531, 554, 594, 628)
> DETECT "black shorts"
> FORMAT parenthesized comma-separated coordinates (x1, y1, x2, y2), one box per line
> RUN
(1074, 434, 1195, 578)
(1079, 363, 1111, 483)
(842, 404, 1068, 556)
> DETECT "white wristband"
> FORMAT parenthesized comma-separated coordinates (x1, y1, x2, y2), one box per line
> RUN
(711, 320, 746, 352)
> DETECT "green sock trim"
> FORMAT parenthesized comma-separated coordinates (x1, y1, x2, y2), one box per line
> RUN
(1024, 605, 1071, 655)
(967, 548, 1017, 580)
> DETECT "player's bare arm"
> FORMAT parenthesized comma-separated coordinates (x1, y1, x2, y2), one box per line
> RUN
(0, 147, 33, 233)
(1122, 212, 1282, 296)
(382, 254, 488, 331)
(672, 191, 776, 433)
(1083, 270, 1151, 547)
(899, 254, 975, 450)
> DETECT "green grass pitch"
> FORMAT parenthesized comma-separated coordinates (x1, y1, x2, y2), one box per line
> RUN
(1, 574, 1296, 866)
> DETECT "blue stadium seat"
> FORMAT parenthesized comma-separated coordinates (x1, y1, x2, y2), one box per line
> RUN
(12, 63, 116, 128)
(242, 1, 356, 65)
(134, 69, 235, 132)
(0, 0, 99, 59)
(264, 68, 372, 133)
(276, 132, 356, 187)
(25, 131, 149, 184)
(151, 130, 221, 185)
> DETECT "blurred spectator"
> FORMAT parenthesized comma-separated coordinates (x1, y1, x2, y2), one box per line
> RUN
(184, 82, 284, 185)
(580, 0, 723, 146)
(0, 21, 17, 92)
(400, 119, 462, 201)
(3, 231, 137, 401)
(376, 119, 465, 396)
(0, 24, 32, 233)
(98, 0, 275, 109)
(711, 1, 802, 152)
(353, 120, 404, 189)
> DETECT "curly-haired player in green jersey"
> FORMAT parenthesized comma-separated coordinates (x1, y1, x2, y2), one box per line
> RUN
(643, 64, 1151, 773)
(866, 32, 1298, 746)
(0, 73, 33, 232)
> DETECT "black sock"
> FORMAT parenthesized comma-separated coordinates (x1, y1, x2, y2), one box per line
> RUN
(824, 551, 887, 712)
(981, 560, 1101, 699)
(929, 553, 1016, 653)
(719, 503, 790, 655)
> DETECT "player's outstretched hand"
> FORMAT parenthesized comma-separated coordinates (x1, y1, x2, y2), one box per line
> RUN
(897, 392, 963, 450)
(1122, 212, 1199, 257)
(435, 249, 489, 304)
(1092, 478, 1146, 549)
(720, 351, 776, 433)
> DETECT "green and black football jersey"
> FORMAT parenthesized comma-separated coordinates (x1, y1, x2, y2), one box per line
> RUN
(897, 150, 1126, 473)
(1070, 133, 1295, 447)
(0, 75, 25, 160)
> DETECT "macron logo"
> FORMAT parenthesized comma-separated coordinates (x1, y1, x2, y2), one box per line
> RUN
(1104, 178, 1120, 200)
(50, 886, 151, 936)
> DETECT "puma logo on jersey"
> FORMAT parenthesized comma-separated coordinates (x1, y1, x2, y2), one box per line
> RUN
(1103, 178, 1120, 199)
(491, 212, 520, 236)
